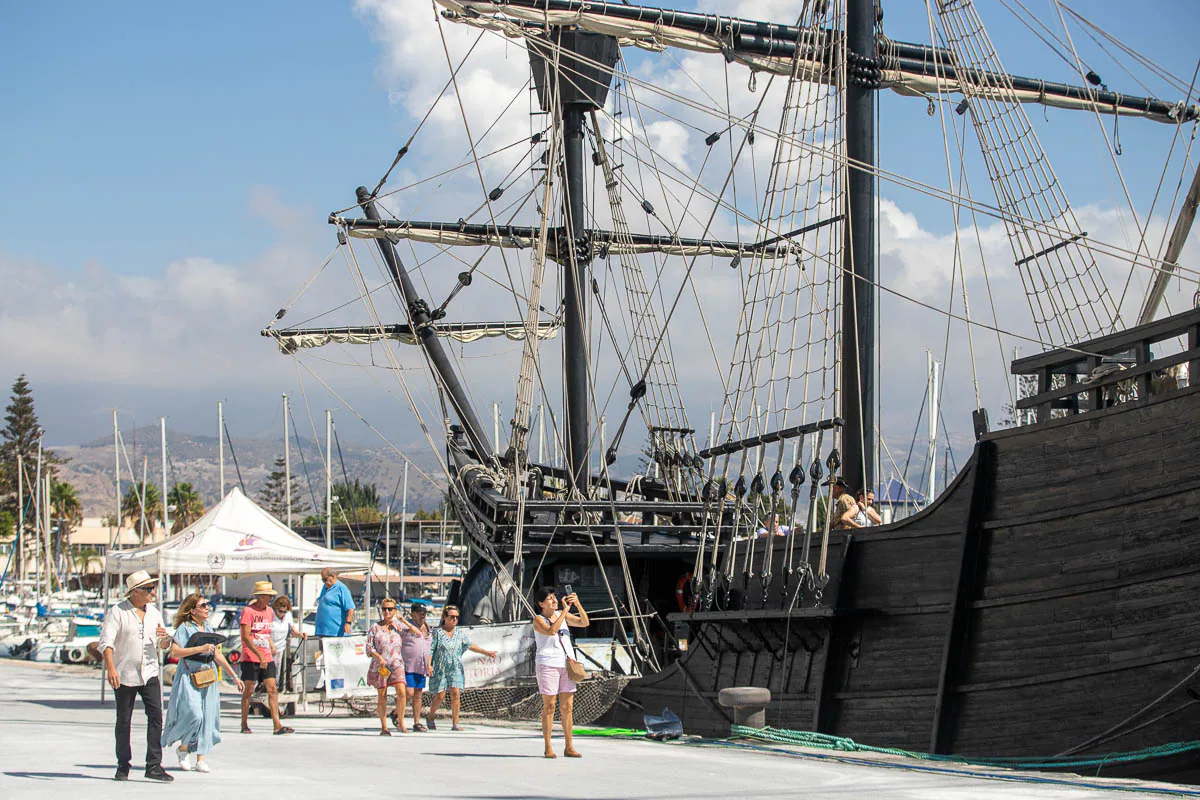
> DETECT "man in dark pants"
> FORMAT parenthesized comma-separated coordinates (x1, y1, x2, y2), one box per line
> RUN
(99, 569, 174, 782)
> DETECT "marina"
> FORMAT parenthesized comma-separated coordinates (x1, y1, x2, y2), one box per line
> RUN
(1, 660, 1196, 799)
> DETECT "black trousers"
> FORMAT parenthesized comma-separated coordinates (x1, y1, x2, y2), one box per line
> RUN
(115, 677, 163, 771)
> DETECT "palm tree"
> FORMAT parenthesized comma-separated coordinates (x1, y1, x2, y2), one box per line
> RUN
(122, 482, 162, 545)
(49, 479, 83, 531)
(167, 482, 205, 533)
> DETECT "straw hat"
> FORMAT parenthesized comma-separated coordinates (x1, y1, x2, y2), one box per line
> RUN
(251, 580, 278, 597)
(125, 570, 158, 595)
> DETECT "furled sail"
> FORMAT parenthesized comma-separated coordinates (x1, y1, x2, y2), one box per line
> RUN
(263, 321, 560, 353)
(435, 0, 1197, 124)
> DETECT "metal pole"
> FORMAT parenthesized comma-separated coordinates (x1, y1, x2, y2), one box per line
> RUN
(16, 453, 23, 585)
(283, 394, 292, 529)
(399, 461, 408, 600)
(161, 417, 169, 537)
(141, 456, 148, 546)
(537, 404, 545, 463)
(493, 402, 500, 456)
(325, 410, 333, 549)
(385, 504, 391, 599)
(44, 475, 52, 596)
(842, 0, 877, 494)
(34, 431, 43, 604)
(928, 354, 940, 506)
(562, 103, 591, 492)
(218, 401, 225, 500)
(113, 411, 121, 552)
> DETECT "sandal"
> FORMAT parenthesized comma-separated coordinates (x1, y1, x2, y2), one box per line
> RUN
(426, 718, 437, 730)
(451, 725, 463, 731)
(274, 726, 295, 735)
(412, 723, 427, 732)
(241, 725, 252, 734)
(564, 749, 582, 758)
(544, 751, 557, 759)
(379, 729, 392, 737)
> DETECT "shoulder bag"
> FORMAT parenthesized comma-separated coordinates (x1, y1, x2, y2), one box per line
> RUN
(557, 626, 586, 683)
(190, 666, 217, 689)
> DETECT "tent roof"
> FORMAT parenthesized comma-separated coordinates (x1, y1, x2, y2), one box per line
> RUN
(105, 487, 370, 575)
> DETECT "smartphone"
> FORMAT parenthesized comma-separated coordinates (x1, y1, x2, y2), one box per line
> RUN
(564, 584, 573, 599)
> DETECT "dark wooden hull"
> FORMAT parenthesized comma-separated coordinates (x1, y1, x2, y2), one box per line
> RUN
(616, 383, 1200, 783)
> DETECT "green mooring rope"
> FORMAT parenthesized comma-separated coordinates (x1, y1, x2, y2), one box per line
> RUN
(731, 725, 1200, 771)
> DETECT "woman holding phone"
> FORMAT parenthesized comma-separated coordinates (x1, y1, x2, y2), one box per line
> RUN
(532, 587, 589, 758)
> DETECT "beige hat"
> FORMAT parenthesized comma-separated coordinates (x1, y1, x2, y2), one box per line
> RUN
(251, 580, 278, 597)
(125, 570, 158, 595)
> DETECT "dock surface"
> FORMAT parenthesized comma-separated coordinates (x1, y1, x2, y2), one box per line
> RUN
(0, 660, 1194, 799)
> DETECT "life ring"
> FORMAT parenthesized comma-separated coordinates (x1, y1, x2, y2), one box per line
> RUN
(676, 573, 698, 613)
(64, 646, 87, 665)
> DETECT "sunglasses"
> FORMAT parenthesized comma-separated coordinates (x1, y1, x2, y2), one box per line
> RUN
(196, 602, 210, 609)
(445, 615, 460, 620)
(381, 606, 396, 611)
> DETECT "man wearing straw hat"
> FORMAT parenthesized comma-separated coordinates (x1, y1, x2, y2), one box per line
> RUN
(238, 580, 294, 735)
(99, 569, 175, 782)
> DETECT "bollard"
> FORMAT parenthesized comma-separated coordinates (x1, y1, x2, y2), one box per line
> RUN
(718, 686, 771, 729)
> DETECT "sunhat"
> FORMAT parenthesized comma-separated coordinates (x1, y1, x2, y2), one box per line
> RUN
(251, 580, 278, 597)
(124, 570, 158, 595)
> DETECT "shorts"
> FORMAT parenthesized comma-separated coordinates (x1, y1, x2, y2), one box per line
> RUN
(405, 673, 427, 690)
(239, 659, 278, 685)
(535, 663, 576, 696)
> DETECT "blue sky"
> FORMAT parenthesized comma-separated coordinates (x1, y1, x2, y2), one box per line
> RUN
(1, 0, 1198, 477)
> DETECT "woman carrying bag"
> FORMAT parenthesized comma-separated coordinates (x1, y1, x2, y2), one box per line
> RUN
(532, 587, 589, 759)
(162, 593, 244, 773)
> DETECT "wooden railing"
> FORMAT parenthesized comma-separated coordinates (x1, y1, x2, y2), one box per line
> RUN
(1011, 307, 1200, 423)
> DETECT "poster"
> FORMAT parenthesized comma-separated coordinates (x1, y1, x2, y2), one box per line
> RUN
(461, 622, 536, 688)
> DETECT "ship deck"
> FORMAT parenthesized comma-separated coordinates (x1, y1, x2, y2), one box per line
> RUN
(1, 660, 1194, 798)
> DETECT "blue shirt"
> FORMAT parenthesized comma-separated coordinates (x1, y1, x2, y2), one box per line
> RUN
(315, 580, 354, 637)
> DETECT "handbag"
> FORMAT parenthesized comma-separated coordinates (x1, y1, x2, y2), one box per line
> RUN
(558, 628, 586, 683)
(189, 666, 217, 689)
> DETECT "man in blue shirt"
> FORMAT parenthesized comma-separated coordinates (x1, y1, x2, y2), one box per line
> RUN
(315, 568, 355, 637)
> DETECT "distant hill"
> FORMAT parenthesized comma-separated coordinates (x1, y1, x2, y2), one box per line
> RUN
(58, 425, 448, 518)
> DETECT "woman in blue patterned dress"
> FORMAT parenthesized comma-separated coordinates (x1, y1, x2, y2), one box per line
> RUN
(425, 605, 496, 731)
(163, 593, 244, 773)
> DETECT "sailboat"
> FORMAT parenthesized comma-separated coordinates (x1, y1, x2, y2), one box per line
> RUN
(264, 0, 1200, 782)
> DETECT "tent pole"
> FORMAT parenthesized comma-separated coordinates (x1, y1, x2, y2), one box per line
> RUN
(399, 462, 408, 601)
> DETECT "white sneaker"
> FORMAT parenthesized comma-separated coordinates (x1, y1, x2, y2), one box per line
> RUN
(195, 760, 210, 773)
(176, 748, 193, 771)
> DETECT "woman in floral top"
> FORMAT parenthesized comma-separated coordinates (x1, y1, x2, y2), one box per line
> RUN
(425, 605, 496, 731)
(366, 599, 405, 735)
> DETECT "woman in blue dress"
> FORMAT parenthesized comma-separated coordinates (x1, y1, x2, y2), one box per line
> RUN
(425, 605, 495, 731)
(163, 593, 244, 773)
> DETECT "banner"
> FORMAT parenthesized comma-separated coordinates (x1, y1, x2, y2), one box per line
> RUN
(318, 635, 374, 698)
(461, 622, 536, 688)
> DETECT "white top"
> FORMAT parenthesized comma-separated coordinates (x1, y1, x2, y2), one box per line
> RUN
(534, 615, 575, 667)
(99, 600, 165, 687)
(270, 610, 294, 658)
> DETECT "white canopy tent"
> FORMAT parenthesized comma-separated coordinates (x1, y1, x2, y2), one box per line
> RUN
(104, 486, 369, 576)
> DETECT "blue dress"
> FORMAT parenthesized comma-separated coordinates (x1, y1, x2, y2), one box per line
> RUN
(428, 627, 472, 694)
(162, 622, 223, 755)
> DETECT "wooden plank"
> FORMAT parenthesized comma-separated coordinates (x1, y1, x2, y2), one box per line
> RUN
(1012, 306, 1200, 374)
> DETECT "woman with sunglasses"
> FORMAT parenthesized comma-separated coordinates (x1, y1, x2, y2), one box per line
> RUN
(366, 598, 407, 735)
(162, 593, 244, 773)
(425, 606, 497, 731)
(532, 587, 589, 758)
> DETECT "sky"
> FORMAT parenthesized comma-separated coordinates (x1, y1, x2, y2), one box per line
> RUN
(2, 0, 1198, 489)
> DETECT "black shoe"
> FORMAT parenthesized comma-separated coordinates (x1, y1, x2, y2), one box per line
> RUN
(114, 768, 130, 781)
(144, 766, 174, 782)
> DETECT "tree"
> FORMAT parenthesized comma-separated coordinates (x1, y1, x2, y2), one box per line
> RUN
(0, 375, 66, 508)
(49, 478, 83, 531)
(167, 482, 205, 533)
(122, 482, 162, 544)
(257, 457, 310, 524)
(332, 479, 381, 524)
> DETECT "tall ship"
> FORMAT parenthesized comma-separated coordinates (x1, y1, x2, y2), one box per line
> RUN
(265, 0, 1200, 783)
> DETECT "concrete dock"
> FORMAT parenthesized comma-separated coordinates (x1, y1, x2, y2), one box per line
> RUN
(0, 660, 1195, 799)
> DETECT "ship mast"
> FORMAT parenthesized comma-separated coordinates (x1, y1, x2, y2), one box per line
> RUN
(842, 0, 878, 495)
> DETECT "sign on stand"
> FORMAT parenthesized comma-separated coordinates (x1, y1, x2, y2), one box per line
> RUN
(462, 622, 536, 688)
(318, 635, 374, 698)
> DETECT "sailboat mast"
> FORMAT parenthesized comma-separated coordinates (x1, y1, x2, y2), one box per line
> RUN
(842, 0, 877, 494)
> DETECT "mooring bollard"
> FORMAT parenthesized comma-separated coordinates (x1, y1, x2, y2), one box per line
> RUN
(718, 686, 771, 729)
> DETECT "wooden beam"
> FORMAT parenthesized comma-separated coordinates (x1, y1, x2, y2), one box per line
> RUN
(929, 442, 995, 754)
(1138, 160, 1200, 325)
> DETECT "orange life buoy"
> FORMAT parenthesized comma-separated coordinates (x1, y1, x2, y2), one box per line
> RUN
(676, 572, 698, 613)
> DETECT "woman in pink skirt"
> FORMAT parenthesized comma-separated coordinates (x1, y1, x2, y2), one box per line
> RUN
(366, 598, 405, 735)
(532, 587, 589, 758)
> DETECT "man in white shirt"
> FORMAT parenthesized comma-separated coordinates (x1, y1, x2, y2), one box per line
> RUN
(99, 570, 174, 782)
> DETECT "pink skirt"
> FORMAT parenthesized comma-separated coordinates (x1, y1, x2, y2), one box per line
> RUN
(536, 663, 577, 696)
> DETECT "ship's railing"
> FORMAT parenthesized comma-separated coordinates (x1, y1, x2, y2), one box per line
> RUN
(1011, 307, 1200, 423)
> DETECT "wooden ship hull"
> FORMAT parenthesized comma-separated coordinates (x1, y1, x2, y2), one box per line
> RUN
(613, 311, 1200, 783)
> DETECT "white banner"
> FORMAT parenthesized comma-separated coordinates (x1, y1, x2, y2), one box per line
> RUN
(318, 635, 374, 698)
(460, 622, 536, 688)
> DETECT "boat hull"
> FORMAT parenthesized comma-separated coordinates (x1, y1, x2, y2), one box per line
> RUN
(617, 383, 1200, 782)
